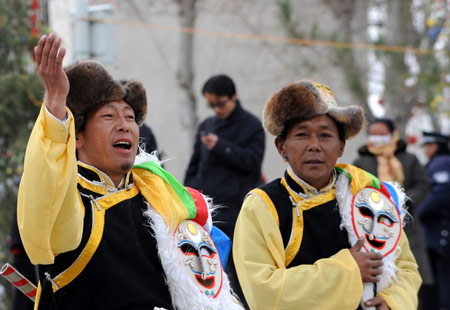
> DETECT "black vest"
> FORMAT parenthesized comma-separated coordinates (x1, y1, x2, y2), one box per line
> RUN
(258, 171, 363, 309)
(37, 164, 173, 310)
(259, 171, 351, 267)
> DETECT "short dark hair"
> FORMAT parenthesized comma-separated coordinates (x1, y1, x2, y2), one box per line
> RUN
(279, 116, 345, 142)
(370, 118, 396, 133)
(202, 74, 236, 98)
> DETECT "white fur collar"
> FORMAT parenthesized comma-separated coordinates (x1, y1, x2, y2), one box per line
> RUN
(144, 205, 243, 310)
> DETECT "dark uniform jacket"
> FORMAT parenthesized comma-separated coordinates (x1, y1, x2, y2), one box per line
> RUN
(418, 154, 450, 256)
(184, 101, 265, 239)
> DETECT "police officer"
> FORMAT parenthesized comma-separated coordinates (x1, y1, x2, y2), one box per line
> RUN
(418, 131, 450, 310)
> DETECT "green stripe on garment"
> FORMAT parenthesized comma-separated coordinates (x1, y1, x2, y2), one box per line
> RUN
(335, 166, 380, 189)
(134, 161, 197, 219)
(335, 166, 351, 179)
(366, 171, 380, 189)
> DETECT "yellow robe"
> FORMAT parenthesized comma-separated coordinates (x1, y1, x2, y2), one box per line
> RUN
(233, 167, 421, 310)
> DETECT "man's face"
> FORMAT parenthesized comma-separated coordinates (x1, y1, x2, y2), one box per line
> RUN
(423, 143, 438, 159)
(204, 92, 236, 120)
(76, 100, 139, 185)
(276, 115, 345, 190)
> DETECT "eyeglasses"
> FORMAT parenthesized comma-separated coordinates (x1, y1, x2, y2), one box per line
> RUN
(208, 99, 228, 109)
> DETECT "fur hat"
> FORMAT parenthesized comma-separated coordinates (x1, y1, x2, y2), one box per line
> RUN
(65, 60, 148, 131)
(263, 79, 364, 139)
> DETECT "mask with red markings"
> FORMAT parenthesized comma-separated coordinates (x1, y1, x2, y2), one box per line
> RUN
(174, 220, 223, 298)
(351, 188, 401, 257)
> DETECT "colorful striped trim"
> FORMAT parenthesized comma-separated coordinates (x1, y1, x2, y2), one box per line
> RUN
(335, 164, 380, 194)
(366, 171, 380, 189)
(134, 161, 197, 220)
(380, 181, 401, 215)
(186, 187, 208, 227)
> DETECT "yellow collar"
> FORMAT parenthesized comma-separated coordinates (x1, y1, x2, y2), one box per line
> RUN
(77, 161, 132, 194)
(286, 166, 336, 199)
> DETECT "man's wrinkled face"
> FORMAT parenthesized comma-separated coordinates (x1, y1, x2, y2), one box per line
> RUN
(175, 221, 223, 298)
(275, 115, 345, 190)
(76, 100, 139, 186)
(352, 188, 401, 256)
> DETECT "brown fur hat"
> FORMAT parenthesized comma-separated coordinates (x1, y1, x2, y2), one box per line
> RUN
(263, 79, 364, 139)
(65, 60, 148, 131)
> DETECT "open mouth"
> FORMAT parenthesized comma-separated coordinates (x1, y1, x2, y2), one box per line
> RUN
(365, 234, 386, 250)
(113, 141, 132, 150)
(195, 274, 215, 289)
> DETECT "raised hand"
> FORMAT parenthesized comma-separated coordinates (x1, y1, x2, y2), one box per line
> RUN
(350, 236, 383, 283)
(34, 33, 69, 120)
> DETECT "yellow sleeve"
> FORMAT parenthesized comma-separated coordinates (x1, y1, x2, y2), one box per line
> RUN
(17, 104, 83, 265)
(379, 232, 422, 309)
(233, 194, 363, 310)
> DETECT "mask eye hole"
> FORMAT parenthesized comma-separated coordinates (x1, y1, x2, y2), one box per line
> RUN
(358, 206, 374, 219)
(378, 215, 394, 227)
(199, 244, 216, 258)
(180, 243, 198, 255)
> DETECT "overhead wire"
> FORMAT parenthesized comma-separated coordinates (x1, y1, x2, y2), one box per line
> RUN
(79, 16, 439, 56)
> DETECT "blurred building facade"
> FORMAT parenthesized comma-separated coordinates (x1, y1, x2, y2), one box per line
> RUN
(48, 0, 366, 181)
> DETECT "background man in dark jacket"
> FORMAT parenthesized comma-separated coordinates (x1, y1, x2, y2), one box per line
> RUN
(184, 74, 265, 308)
(185, 74, 265, 241)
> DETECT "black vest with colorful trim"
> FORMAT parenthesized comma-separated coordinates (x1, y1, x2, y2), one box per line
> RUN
(250, 168, 389, 310)
(251, 170, 351, 267)
(255, 171, 350, 267)
(37, 163, 173, 310)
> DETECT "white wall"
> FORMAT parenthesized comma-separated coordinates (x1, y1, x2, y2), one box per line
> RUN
(48, 0, 367, 182)
(48, 0, 76, 65)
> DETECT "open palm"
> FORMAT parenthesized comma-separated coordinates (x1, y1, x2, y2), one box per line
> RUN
(34, 33, 68, 120)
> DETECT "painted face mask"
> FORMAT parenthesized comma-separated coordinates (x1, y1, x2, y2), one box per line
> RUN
(368, 134, 392, 148)
(351, 187, 401, 256)
(174, 220, 223, 298)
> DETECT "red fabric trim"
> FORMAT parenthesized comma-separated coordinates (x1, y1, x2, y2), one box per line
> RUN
(186, 187, 208, 226)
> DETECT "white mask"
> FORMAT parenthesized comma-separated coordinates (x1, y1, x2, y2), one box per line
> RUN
(174, 220, 223, 298)
(352, 187, 401, 256)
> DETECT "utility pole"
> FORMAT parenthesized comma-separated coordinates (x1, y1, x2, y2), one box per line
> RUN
(176, 0, 197, 164)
